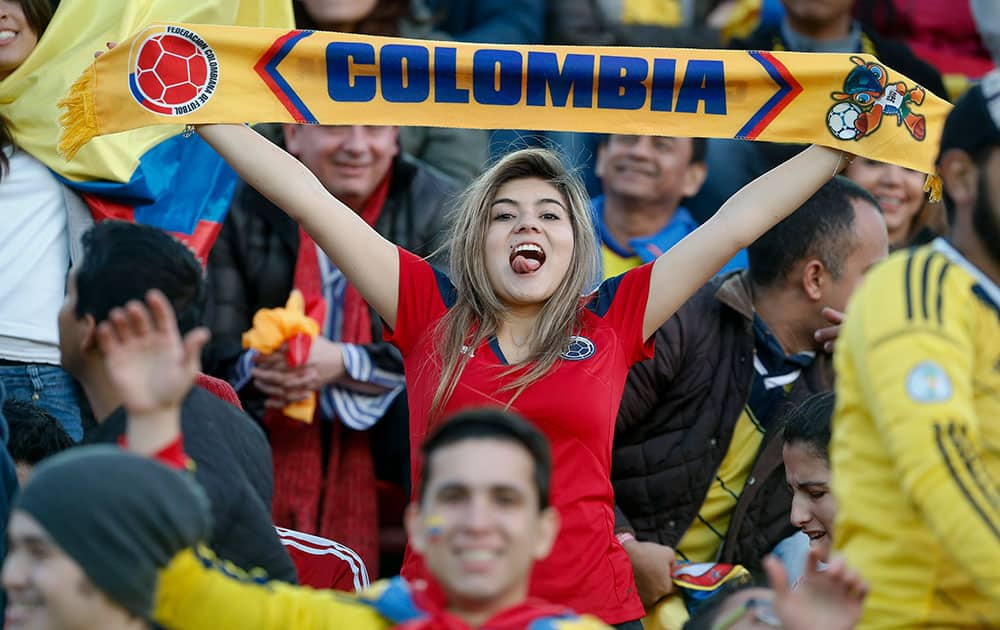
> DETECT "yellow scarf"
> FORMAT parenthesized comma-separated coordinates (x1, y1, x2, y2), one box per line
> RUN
(0, 2, 291, 184)
(60, 23, 951, 179)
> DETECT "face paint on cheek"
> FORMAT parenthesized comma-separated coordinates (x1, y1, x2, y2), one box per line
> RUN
(425, 515, 444, 541)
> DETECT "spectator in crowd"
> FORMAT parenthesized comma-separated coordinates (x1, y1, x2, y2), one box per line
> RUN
(832, 70, 1000, 627)
(855, 0, 994, 98)
(422, 0, 545, 44)
(612, 177, 886, 622)
(202, 123, 457, 575)
(0, 0, 90, 441)
(292, 0, 488, 183)
(594, 134, 745, 280)
(781, 392, 835, 563)
(548, 0, 725, 48)
(194, 107, 854, 627)
(843, 158, 937, 250)
(297, 0, 547, 44)
(3, 447, 213, 630)
(59, 221, 296, 583)
(3, 398, 73, 485)
(92, 292, 606, 628)
(688, 0, 948, 225)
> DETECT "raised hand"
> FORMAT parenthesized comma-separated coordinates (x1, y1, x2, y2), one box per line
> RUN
(765, 549, 868, 630)
(95, 290, 210, 419)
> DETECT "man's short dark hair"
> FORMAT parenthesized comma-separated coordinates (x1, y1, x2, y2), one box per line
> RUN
(4, 400, 74, 465)
(420, 408, 552, 510)
(74, 222, 205, 333)
(748, 176, 880, 288)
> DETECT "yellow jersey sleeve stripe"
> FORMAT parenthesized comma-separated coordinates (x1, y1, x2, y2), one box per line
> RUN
(904, 249, 916, 321)
(919, 251, 936, 321)
(948, 422, 1000, 512)
(935, 261, 951, 325)
(934, 421, 1000, 540)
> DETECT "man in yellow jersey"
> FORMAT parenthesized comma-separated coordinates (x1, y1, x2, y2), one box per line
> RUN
(832, 71, 1000, 628)
(613, 175, 887, 624)
(592, 134, 747, 280)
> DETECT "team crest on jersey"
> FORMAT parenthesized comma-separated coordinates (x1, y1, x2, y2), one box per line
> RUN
(826, 56, 926, 142)
(561, 336, 596, 361)
(905, 361, 952, 403)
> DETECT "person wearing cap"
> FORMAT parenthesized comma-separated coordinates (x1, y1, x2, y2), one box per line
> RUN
(831, 70, 1000, 628)
(2, 447, 212, 630)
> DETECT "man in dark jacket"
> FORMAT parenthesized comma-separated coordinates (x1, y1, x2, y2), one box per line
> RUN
(202, 124, 457, 574)
(57, 221, 296, 583)
(612, 177, 888, 612)
(687, 0, 948, 224)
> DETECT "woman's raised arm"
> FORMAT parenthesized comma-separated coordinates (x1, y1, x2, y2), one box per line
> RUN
(641, 144, 848, 339)
(197, 124, 401, 328)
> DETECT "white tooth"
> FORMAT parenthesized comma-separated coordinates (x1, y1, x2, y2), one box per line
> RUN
(461, 549, 494, 561)
(0, 31, 15, 41)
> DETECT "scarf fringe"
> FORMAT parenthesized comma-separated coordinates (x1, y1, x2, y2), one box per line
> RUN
(924, 173, 943, 203)
(57, 65, 99, 160)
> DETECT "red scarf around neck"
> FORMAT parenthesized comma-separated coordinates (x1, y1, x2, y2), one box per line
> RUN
(268, 170, 392, 577)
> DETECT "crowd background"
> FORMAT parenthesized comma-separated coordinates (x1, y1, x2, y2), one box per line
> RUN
(0, 0, 997, 629)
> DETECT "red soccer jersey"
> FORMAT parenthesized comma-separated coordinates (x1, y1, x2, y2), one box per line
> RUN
(386, 248, 652, 624)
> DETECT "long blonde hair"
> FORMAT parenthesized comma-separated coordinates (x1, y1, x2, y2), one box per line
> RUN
(428, 148, 600, 419)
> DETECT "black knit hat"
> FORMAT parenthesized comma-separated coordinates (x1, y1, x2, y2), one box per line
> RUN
(938, 70, 1000, 162)
(13, 446, 212, 619)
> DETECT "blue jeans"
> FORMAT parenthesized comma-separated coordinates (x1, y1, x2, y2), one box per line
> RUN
(0, 364, 84, 441)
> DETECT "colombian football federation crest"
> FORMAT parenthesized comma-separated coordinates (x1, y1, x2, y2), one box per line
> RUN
(561, 336, 596, 361)
(826, 56, 926, 143)
(128, 26, 219, 116)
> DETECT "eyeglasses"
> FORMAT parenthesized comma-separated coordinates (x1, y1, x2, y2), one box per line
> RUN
(711, 597, 782, 630)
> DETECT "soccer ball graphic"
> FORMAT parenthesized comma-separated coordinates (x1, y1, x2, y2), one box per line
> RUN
(134, 34, 210, 109)
(827, 101, 862, 141)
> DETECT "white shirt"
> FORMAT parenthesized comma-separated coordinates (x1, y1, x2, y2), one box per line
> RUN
(0, 148, 71, 364)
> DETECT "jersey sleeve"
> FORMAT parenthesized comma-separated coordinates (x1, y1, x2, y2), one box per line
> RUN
(155, 547, 391, 630)
(382, 246, 453, 356)
(840, 253, 1000, 601)
(587, 262, 656, 364)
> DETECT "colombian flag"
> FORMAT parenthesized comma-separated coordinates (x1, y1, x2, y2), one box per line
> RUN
(0, 0, 293, 260)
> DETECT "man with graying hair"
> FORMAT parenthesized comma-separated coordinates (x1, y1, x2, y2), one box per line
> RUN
(2, 446, 212, 630)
